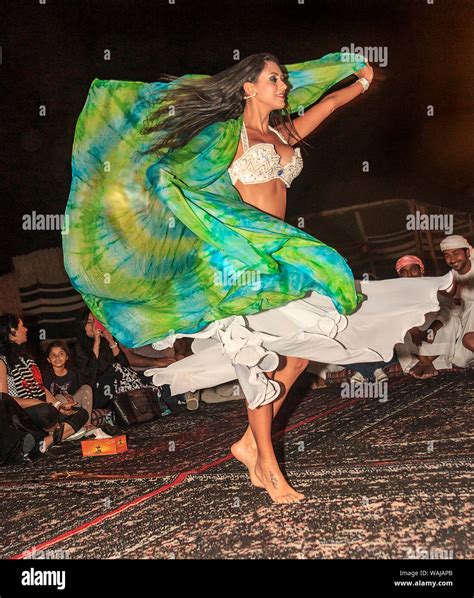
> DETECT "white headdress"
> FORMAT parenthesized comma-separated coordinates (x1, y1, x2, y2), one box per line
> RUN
(440, 235, 472, 252)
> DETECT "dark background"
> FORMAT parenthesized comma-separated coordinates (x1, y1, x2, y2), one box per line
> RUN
(1, 0, 473, 275)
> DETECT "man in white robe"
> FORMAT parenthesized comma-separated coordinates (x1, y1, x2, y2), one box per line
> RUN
(440, 235, 474, 368)
(394, 255, 461, 378)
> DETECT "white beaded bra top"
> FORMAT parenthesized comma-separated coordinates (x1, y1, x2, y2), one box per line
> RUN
(228, 122, 303, 188)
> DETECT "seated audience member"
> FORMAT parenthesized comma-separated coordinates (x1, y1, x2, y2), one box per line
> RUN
(74, 310, 167, 410)
(440, 235, 474, 368)
(42, 340, 111, 439)
(0, 314, 88, 451)
(308, 255, 459, 386)
(394, 255, 461, 378)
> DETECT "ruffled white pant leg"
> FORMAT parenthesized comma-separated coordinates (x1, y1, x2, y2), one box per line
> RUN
(146, 316, 281, 408)
(146, 342, 236, 395)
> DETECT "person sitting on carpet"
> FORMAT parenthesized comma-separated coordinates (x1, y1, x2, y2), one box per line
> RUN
(0, 314, 88, 452)
(308, 255, 459, 386)
(440, 235, 474, 368)
(42, 340, 111, 439)
(74, 310, 169, 413)
(394, 254, 460, 378)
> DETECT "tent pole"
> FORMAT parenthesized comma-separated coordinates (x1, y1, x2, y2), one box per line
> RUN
(354, 210, 376, 278)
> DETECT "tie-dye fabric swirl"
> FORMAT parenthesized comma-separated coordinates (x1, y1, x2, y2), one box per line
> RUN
(64, 52, 366, 347)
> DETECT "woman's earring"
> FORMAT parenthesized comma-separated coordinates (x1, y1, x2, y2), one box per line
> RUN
(243, 91, 257, 100)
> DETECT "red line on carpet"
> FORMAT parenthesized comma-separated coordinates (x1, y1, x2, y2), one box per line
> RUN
(275, 397, 363, 438)
(10, 397, 363, 559)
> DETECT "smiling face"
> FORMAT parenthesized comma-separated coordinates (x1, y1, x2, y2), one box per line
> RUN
(399, 264, 423, 278)
(245, 60, 288, 110)
(48, 346, 69, 369)
(8, 318, 28, 345)
(443, 248, 470, 274)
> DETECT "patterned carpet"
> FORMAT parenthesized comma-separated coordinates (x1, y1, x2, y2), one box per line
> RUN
(0, 370, 472, 560)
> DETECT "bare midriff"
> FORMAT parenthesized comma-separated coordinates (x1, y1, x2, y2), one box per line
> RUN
(234, 179, 287, 220)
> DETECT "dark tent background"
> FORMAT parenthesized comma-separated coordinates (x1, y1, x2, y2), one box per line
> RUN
(1, 0, 473, 339)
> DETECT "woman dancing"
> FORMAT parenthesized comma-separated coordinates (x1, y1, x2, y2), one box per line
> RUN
(64, 52, 450, 503)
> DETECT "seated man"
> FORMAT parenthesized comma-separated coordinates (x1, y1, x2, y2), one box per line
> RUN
(440, 235, 474, 368)
(394, 254, 461, 378)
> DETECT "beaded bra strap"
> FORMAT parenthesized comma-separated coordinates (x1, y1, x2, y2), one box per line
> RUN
(241, 122, 249, 151)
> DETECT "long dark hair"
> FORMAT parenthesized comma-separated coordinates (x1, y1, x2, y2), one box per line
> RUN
(0, 314, 25, 367)
(74, 309, 116, 379)
(75, 309, 108, 356)
(141, 52, 308, 156)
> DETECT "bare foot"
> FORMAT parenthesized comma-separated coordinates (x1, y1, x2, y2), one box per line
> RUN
(254, 458, 305, 503)
(420, 362, 438, 378)
(409, 361, 438, 379)
(231, 439, 263, 488)
(409, 362, 424, 379)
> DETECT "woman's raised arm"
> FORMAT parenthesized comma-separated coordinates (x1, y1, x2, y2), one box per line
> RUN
(286, 63, 374, 144)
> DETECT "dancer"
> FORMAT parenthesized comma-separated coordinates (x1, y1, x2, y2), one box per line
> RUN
(223, 57, 374, 497)
(64, 52, 451, 502)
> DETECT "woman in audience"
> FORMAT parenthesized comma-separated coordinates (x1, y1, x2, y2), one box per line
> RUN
(42, 340, 111, 439)
(0, 314, 88, 451)
(74, 310, 167, 410)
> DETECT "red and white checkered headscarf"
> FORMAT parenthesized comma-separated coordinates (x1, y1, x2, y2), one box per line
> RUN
(395, 255, 425, 275)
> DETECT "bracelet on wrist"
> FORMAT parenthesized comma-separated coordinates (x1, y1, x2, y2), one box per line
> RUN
(356, 77, 370, 93)
(109, 342, 118, 349)
(53, 400, 62, 409)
